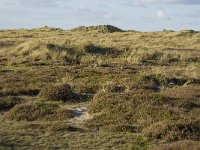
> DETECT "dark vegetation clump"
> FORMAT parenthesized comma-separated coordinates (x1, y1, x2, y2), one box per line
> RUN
(46, 43, 71, 52)
(77, 42, 120, 56)
(176, 30, 198, 37)
(3, 103, 73, 121)
(39, 83, 77, 102)
(144, 75, 188, 90)
(85, 43, 111, 55)
(0, 96, 23, 109)
(110, 85, 126, 93)
(71, 25, 125, 33)
(48, 123, 84, 132)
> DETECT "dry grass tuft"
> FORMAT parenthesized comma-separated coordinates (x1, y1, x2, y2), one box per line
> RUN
(2, 40, 78, 65)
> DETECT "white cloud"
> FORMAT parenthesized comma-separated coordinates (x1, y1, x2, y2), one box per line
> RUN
(154, 9, 169, 20)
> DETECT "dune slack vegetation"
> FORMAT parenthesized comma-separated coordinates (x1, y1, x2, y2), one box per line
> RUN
(0, 25, 200, 149)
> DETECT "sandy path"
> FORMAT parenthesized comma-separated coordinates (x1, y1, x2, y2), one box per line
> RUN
(69, 107, 92, 123)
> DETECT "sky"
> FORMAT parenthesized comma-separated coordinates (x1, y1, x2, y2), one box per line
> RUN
(0, 0, 200, 31)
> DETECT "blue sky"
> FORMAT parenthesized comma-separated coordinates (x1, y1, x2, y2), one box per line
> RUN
(0, 0, 200, 31)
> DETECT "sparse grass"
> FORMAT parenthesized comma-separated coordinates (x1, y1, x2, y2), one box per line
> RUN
(0, 124, 152, 150)
(144, 121, 200, 141)
(153, 140, 200, 150)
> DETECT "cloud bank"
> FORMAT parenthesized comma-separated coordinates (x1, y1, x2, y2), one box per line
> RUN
(139, 0, 200, 4)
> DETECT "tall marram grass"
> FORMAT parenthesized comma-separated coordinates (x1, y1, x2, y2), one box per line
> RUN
(126, 48, 200, 65)
(2, 40, 78, 65)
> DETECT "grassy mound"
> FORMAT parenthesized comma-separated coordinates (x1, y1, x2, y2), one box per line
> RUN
(3, 103, 73, 121)
(39, 83, 77, 102)
(3, 40, 77, 65)
(86, 91, 174, 130)
(71, 25, 124, 33)
(144, 121, 200, 141)
(0, 96, 23, 109)
(86, 90, 200, 134)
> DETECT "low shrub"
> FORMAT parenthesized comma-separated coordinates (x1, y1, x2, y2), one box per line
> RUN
(39, 83, 77, 102)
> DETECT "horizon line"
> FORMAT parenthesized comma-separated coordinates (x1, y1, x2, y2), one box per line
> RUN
(0, 24, 199, 32)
